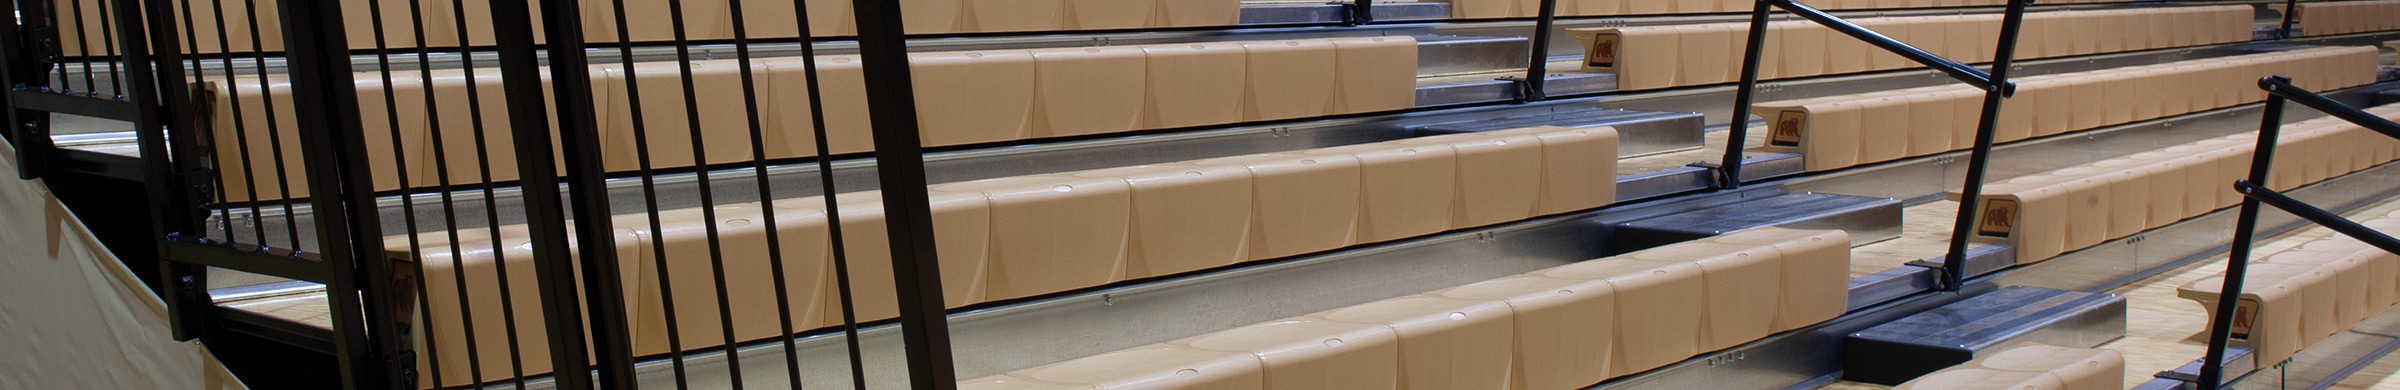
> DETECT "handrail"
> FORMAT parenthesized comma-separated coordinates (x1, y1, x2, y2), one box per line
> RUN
(1723, 0, 2027, 291)
(2198, 75, 2400, 389)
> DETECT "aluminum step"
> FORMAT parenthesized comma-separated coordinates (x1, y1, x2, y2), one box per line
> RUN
(1842, 286, 2128, 385)
(1611, 192, 1904, 250)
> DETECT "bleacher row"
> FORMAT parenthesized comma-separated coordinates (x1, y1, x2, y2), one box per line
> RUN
(395, 125, 1620, 386)
(957, 227, 1851, 390)
(1568, 5, 2254, 90)
(1755, 46, 2379, 172)
(55, 0, 2165, 55)
(1892, 344, 2125, 390)
(205, 36, 1418, 201)
(2293, 0, 2400, 37)
(1448, 0, 2125, 19)
(1954, 102, 2400, 265)
(2177, 210, 2400, 365)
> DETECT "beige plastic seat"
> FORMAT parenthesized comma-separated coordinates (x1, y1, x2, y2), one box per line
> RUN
(423, 68, 566, 188)
(1430, 275, 1617, 389)
(1711, 227, 1852, 330)
(1014, 344, 1265, 390)
(1170, 319, 1400, 390)
(1538, 259, 1705, 374)
(1854, 96, 1911, 164)
(761, 55, 875, 156)
(402, 224, 642, 387)
(1189, 153, 1362, 260)
(1893, 367, 2067, 390)
(1673, 25, 1734, 85)
(1973, 345, 2125, 390)
(1568, 27, 1678, 90)
(1487, 126, 1621, 214)
(1154, 0, 1240, 27)
(911, 50, 1037, 146)
(2053, 176, 2110, 251)
(824, 190, 993, 322)
(1402, 133, 1542, 227)
(210, 73, 427, 202)
(600, 60, 777, 173)
(1140, 42, 1248, 129)
(627, 203, 830, 355)
(957, 375, 1096, 390)
(1328, 36, 1420, 114)
(1306, 142, 1461, 242)
(1570, 0, 1624, 16)
(1779, 23, 1827, 78)
(1310, 295, 1515, 389)
(1071, 164, 1254, 279)
(1753, 100, 1861, 172)
(1902, 91, 1957, 156)
(965, 0, 1065, 32)
(2179, 263, 2311, 363)
(2017, 77, 2072, 138)
(1242, 40, 1339, 121)
(1632, 241, 1783, 351)
(1031, 46, 1148, 137)
(1063, 0, 1154, 29)
(2266, 250, 2372, 326)
(931, 175, 1131, 300)
(1451, 0, 1514, 18)
(1959, 182, 2066, 264)
(1825, 23, 1871, 74)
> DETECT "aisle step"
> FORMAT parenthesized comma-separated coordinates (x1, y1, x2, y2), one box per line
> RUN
(1844, 286, 2129, 385)
(1610, 192, 1902, 251)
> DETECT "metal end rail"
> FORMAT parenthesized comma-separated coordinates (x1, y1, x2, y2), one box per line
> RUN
(2198, 75, 2400, 389)
(1723, 0, 2026, 292)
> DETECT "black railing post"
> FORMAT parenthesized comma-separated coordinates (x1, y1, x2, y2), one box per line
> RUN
(2278, 0, 2299, 39)
(848, 0, 961, 387)
(275, 0, 410, 387)
(1938, 0, 2029, 292)
(130, 0, 214, 341)
(1347, 0, 1374, 26)
(2198, 76, 2291, 390)
(0, 0, 56, 180)
(1721, 0, 1774, 189)
(485, 0, 638, 387)
(1521, 0, 1559, 102)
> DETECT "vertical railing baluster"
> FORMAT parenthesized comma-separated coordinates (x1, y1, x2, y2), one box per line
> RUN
(783, 0, 872, 385)
(604, 0, 699, 385)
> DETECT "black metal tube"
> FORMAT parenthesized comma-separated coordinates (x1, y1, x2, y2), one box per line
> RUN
(847, 0, 961, 386)
(2199, 85, 2288, 390)
(782, 0, 871, 386)
(2278, 0, 2299, 39)
(605, 0, 697, 385)
(2, 0, 57, 180)
(1720, 0, 1773, 189)
(1521, 0, 1558, 102)
(660, 0, 751, 385)
(1938, 0, 2029, 292)
(274, 0, 409, 386)
(356, 0, 444, 382)
(408, 0, 494, 382)
(1774, 0, 2008, 94)
(719, 0, 810, 387)
(242, 0, 302, 249)
(2260, 77, 2400, 140)
(2236, 181, 2400, 256)
(526, 0, 641, 385)
(444, 0, 533, 381)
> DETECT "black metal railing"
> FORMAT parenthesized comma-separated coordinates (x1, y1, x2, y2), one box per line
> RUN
(1719, 0, 2026, 291)
(2197, 75, 2400, 389)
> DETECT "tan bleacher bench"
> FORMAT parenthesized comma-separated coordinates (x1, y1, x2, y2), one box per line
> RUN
(57, 0, 1242, 56)
(960, 227, 1851, 390)
(1755, 46, 2379, 172)
(204, 36, 1419, 202)
(1566, 6, 2254, 91)
(2179, 211, 2400, 365)
(1893, 344, 2125, 390)
(1953, 102, 2400, 266)
(2292, 0, 2400, 37)
(389, 125, 1618, 387)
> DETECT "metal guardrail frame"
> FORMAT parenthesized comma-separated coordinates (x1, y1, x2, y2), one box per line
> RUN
(1721, 0, 2027, 291)
(2197, 75, 2400, 389)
